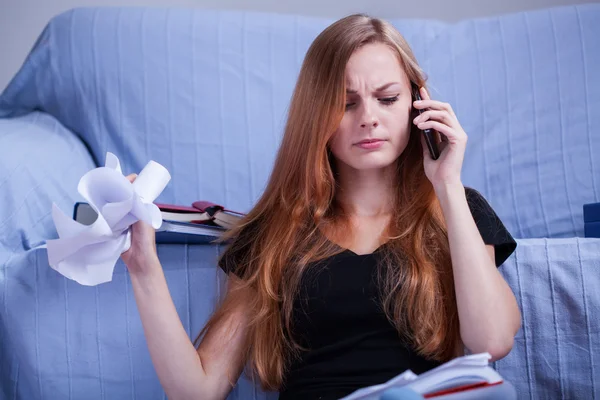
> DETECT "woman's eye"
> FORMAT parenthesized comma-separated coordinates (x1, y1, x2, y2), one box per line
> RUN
(345, 95, 398, 111)
(380, 96, 399, 105)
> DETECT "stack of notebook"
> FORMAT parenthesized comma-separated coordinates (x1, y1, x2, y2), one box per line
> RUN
(584, 202, 600, 238)
(73, 201, 244, 244)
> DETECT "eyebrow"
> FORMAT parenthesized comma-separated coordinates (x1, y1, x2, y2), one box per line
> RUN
(346, 82, 401, 94)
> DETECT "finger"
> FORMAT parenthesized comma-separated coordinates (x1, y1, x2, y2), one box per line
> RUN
(416, 120, 458, 142)
(413, 99, 455, 116)
(413, 109, 453, 126)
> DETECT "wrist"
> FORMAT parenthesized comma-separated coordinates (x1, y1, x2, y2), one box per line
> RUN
(128, 254, 161, 278)
(433, 179, 463, 197)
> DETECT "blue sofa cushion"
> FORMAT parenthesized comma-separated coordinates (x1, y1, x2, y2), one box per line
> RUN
(0, 7, 599, 235)
(0, 112, 96, 258)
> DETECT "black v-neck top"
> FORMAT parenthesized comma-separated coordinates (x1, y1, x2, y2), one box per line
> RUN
(219, 187, 517, 400)
(279, 248, 440, 400)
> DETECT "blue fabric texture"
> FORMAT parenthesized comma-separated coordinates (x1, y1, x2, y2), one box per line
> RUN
(1, 4, 600, 400)
(1, 5, 599, 238)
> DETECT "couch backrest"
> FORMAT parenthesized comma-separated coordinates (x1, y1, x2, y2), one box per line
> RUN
(1, 5, 599, 238)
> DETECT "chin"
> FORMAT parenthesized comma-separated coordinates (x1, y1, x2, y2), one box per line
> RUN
(346, 155, 399, 171)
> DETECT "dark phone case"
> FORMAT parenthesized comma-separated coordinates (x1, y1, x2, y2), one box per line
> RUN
(413, 87, 440, 160)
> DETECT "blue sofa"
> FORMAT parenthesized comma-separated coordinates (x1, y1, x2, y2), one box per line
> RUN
(1, 4, 599, 399)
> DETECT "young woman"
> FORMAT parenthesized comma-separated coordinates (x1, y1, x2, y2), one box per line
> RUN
(121, 13, 521, 400)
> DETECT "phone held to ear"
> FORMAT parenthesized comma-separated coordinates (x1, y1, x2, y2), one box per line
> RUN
(413, 85, 440, 160)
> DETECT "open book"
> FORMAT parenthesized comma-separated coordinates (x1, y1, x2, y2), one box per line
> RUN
(155, 201, 244, 229)
(340, 353, 503, 399)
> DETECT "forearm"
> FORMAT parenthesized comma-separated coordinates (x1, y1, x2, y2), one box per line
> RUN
(435, 181, 521, 358)
(129, 259, 208, 399)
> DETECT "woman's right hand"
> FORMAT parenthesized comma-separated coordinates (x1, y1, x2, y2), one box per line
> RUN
(120, 173, 160, 276)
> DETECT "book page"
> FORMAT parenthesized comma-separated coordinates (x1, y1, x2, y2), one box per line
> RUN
(339, 370, 417, 400)
(339, 353, 502, 399)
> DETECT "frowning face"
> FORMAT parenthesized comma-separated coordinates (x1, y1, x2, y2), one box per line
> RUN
(329, 42, 413, 173)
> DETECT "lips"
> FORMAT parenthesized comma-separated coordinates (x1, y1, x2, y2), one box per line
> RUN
(355, 138, 386, 150)
(356, 139, 384, 145)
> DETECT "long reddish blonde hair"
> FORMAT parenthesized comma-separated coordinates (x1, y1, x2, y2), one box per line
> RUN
(195, 14, 458, 391)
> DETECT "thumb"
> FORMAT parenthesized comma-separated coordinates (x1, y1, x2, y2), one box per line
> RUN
(126, 173, 138, 183)
(420, 86, 431, 101)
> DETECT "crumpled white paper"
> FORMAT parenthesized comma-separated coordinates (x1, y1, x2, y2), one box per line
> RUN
(46, 152, 171, 286)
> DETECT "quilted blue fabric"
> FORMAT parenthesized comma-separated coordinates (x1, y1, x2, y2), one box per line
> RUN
(492, 238, 600, 399)
(2, 238, 599, 399)
(2, 4, 600, 400)
(1, 5, 599, 238)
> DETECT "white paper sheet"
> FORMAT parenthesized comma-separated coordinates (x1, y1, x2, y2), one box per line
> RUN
(339, 370, 418, 400)
(46, 152, 171, 286)
(339, 353, 493, 400)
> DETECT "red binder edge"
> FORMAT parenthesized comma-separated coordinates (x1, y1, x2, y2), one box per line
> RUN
(425, 380, 503, 398)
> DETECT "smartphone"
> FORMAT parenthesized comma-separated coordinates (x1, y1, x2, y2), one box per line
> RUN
(413, 85, 440, 160)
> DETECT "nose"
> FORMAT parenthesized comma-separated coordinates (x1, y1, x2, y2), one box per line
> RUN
(359, 103, 379, 129)
(360, 119, 379, 128)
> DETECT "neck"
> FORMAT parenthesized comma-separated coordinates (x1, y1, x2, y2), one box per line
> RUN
(335, 162, 397, 218)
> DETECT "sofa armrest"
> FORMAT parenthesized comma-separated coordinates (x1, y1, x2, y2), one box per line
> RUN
(495, 237, 600, 399)
(0, 111, 96, 259)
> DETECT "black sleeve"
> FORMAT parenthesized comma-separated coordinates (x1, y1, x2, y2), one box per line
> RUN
(217, 228, 252, 278)
(465, 187, 517, 267)
(218, 246, 243, 276)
